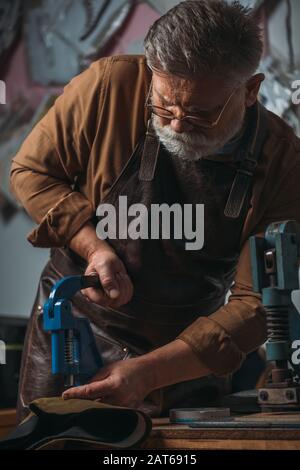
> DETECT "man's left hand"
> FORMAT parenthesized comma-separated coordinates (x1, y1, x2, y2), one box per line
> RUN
(62, 357, 152, 408)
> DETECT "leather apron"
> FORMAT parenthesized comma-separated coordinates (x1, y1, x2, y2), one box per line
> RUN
(17, 103, 267, 421)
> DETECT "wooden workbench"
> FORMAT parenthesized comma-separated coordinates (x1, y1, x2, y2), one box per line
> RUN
(2, 409, 300, 450)
(141, 414, 300, 450)
(0, 409, 16, 439)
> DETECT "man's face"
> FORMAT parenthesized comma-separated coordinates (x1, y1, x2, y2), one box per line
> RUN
(150, 71, 255, 161)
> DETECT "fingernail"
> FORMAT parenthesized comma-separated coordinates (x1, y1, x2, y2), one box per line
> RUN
(108, 289, 119, 299)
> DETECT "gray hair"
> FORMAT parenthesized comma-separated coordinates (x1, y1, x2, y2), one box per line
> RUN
(144, 0, 263, 81)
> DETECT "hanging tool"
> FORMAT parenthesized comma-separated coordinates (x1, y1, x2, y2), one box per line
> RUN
(250, 220, 300, 410)
(43, 274, 103, 388)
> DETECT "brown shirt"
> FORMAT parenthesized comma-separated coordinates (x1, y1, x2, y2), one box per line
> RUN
(10, 55, 300, 376)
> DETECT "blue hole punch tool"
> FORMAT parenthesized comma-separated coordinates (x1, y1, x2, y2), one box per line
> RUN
(43, 275, 104, 388)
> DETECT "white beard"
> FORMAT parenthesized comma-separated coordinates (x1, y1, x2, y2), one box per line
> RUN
(152, 105, 246, 161)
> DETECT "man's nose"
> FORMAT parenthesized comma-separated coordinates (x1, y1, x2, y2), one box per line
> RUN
(170, 118, 194, 133)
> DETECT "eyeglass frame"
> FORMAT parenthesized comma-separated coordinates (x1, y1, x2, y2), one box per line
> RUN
(145, 78, 242, 129)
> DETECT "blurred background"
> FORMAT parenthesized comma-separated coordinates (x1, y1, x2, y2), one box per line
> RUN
(0, 0, 299, 407)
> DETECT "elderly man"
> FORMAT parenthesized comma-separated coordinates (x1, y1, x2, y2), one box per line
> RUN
(11, 0, 300, 420)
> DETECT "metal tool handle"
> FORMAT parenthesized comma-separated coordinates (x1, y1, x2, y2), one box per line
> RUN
(81, 274, 101, 289)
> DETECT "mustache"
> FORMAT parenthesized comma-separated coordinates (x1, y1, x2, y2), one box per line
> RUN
(152, 115, 213, 161)
(152, 116, 221, 148)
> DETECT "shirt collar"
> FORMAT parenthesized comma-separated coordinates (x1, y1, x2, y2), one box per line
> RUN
(202, 108, 251, 163)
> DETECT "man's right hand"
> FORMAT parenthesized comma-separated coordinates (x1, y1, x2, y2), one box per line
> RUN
(82, 248, 134, 308)
(69, 222, 134, 308)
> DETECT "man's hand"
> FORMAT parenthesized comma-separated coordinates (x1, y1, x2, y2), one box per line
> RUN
(68, 222, 134, 308)
(62, 357, 152, 409)
(83, 248, 133, 308)
(62, 340, 211, 408)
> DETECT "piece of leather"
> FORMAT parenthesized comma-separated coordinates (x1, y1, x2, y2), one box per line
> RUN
(1, 397, 152, 450)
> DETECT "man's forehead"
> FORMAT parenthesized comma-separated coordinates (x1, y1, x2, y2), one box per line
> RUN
(152, 71, 233, 108)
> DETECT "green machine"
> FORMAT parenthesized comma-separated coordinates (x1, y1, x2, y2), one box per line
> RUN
(250, 220, 300, 410)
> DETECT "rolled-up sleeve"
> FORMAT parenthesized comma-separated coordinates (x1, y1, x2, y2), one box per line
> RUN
(10, 59, 108, 247)
(177, 237, 267, 376)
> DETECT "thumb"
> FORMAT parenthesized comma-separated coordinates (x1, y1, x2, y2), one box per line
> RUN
(98, 267, 120, 299)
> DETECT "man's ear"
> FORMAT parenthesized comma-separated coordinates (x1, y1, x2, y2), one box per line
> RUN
(245, 73, 265, 107)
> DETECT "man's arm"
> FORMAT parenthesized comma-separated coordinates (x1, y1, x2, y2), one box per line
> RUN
(135, 338, 211, 388)
(136, 234, 267, 387)
(10, 60, 108, 248)
(63, 126, 300, 406)
(63, 235, 265, 406)
(142, 153, 300, 387)
(68, 221, 211, 386)
(128, 160, 300, 398)
(62, 336, 211, 406)
(175, 234, 267, 376)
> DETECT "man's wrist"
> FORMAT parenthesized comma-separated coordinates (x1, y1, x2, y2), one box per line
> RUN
(134, 339, 211, 391)
(69, 221, 114, 261)
(86, 239, 114, 263)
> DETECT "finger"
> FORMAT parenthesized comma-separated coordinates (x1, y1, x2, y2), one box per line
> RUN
(107, 272, 132, 307)
(117, 272, 133, 305)
(111, 272, 124, 307)
(62, 379, 113, 400)
(97, 265, 120, 300)
(81, 268, 109, 304)
(81, 286, 110, 305)
(116, 272, 131, 306)
(123, 273, 134, 302)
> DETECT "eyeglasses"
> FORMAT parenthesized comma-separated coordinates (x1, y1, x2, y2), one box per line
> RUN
(145, 80, 240, 129)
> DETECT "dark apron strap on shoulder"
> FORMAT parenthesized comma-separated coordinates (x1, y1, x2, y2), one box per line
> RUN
(138, 119, 160, 182)
(139, 103, 268, 210)
(224, 102, 268, 219)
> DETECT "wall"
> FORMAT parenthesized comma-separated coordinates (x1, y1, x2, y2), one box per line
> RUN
(0, 2, 159, 318)
(268, 0, 300, 69)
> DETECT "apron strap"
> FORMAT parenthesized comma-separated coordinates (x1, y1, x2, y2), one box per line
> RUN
(138, 119, 160, 182)
(224, 102, 268, 218)
(138, 103, 268, 213)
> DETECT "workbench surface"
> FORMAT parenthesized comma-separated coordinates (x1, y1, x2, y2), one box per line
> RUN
(2, 409, 300, 450)
(0, 409, 16, 439)
(141, 414, 300, 450)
